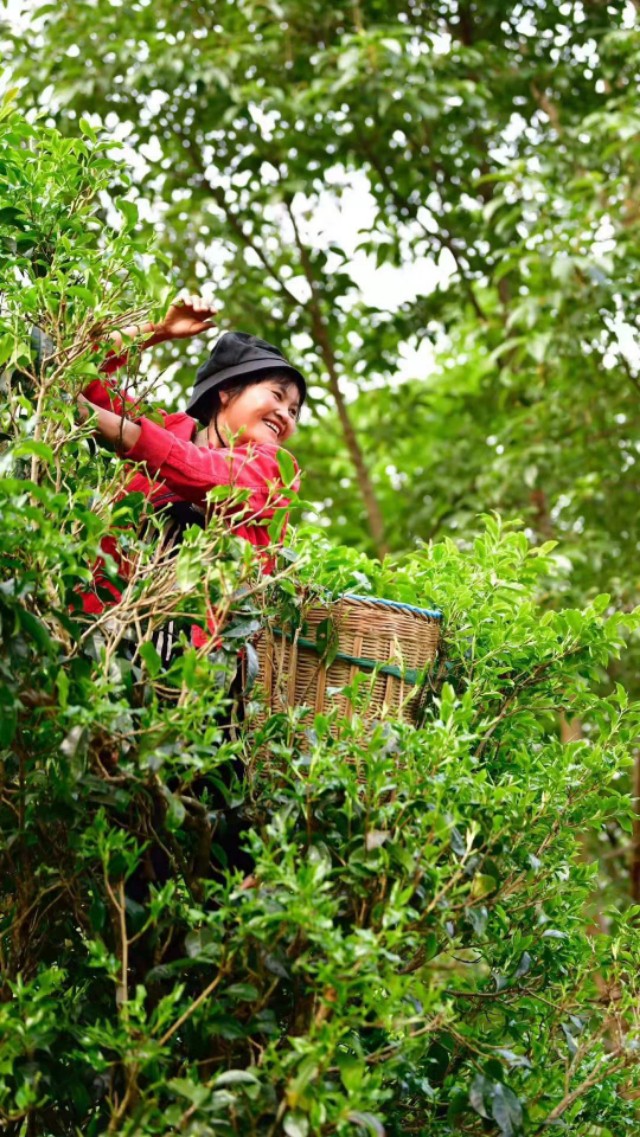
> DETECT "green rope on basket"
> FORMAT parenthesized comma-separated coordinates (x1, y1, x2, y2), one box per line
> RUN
(271, 629, 422, 685)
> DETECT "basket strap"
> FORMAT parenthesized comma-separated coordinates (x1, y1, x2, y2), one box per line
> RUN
(271, 629, 422, 685)
(348, 633, 363, 724)
(263, 637, 274, 704)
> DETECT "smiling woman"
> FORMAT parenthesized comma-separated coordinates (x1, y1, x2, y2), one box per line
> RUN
(186, 327, 303, 447)
(76, 297, 307, 642)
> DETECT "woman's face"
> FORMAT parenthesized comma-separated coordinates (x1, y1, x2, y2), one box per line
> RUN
(218, 378, 301, 446)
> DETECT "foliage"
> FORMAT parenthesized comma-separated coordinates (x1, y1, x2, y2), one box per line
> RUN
(5, 0, 640, 583)
(2, 109, 640, 1136)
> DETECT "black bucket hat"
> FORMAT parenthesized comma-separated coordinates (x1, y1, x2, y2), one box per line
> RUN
(186, 331, 306, 425)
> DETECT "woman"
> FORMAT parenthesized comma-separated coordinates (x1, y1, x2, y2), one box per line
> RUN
(78, 298, 307, 888)
(78, 296, 306, 649)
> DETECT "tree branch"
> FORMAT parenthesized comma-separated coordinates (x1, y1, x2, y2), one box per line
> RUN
(284, 196, 389, 558)
(182, 138, 389, 556)
(359, 136, 488, 323)
(183, 139, 302, 311)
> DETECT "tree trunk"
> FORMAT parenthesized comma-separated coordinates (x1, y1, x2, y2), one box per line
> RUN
(559, 714, 582, 744)
(631, 751, 640, 902)
(189, 155, 390, 560)
(309, 307, 389, 560)
(286, 200, 389, 559)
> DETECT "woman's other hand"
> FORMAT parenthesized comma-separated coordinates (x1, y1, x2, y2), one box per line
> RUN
(76, 393, 91, 422)
(76, 394, 141, 452)
(160, 294, 217, 341)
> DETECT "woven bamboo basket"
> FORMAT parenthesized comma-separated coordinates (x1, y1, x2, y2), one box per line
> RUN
(252, 593, 441, 727)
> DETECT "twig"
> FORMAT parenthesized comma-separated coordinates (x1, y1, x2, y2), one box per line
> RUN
(156, 960, 231, 1048)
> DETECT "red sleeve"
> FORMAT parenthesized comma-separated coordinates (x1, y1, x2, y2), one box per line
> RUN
(83, 371, 138, 417)
(81, 337, 140, 412)
(98, 349, 130, 376)
(82, 376, 169, 426)
(124, 417, 299, 507)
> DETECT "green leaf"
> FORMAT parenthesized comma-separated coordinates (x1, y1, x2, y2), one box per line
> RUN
(67, 284, 97, 305)
(79, 117, 97, 142)
(13, 440, 54, 464)
(0, 687, 17, 746)
(243, 641, 260, 693)
(268, 506, 289, 542)
(346, 1113, 386, 1136)
(184, 928, 219, 960)
(0, 205, 24, 227)
(277, 449, 297, 488)
(116, 198, 139, 228)
(18, 608, 54, 653)
(337, 1051, 364, 1092)
(207, 484, 234, 502)
(175, 547, 201, 592)
(514, 951, 532, 979)
(139, 640, 162, 678)
(224, 617, 262, 640)
(491, 1084, 523, 1137)
(165, 792, 186, 829)
(471, 873, 498, 899)
(169, 1078, 210, 1106)
(0, 333, 14, 366)
(214, 1069, 260, 1087)
(55, 668, 69, 710)
(226, 982, 259, 1001)
(469, 1074, 492, 1120)
(283, 1114, 309, 1137)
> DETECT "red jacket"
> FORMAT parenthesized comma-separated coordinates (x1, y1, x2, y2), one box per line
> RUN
(79, 373, 300, 644)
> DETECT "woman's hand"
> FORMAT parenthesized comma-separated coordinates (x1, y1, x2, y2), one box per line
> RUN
(76, 393, 91, 423)
(95, 294, 216, 355)
(159, 294, 217, 341)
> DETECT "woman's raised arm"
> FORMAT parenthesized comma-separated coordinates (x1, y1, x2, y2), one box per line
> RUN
(76, 402, 298, 506)
(106, 294, 217, 354)
(82, 294, 217, 408)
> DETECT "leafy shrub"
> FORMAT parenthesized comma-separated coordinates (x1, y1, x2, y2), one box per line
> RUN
(2, 106, 640, 1137)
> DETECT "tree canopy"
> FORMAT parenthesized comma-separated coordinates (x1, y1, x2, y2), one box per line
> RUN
(7, 0, 640, 577)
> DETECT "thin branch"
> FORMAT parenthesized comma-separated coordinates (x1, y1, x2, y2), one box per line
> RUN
(157, 962, 230, 1048)
(536, 1055, 629, 1129)
(183, 140, 301, 311)
(359, 135, 488, 323)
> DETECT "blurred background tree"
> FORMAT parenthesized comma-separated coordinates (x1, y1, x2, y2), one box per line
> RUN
(6, 0, 640, 564)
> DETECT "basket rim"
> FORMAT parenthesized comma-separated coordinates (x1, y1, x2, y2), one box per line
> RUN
(343, 592, 443, 620)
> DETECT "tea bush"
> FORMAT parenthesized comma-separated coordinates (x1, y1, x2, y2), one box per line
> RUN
(2, 105, 640, 1137)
